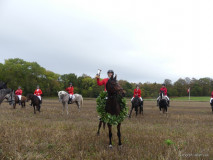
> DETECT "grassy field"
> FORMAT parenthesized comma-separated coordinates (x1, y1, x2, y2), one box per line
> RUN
(0, 99, 213, 160)
(170, 97, 210, 102)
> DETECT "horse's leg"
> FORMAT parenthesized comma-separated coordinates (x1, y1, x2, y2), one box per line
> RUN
(135, 106, 138, 116)
(76, 101, 80, 112)
(129, 106, 133, 118)
(140, 106, 143, 115)
(66, 103, 69, 115)
(117, 123, 122, 146)
(212, 106, 213, 113)
(97, 121, 102, 136)
(38, 105, 41, 112)
(108, 123, 112, 148)
(33, 105, 36, 114)
(13, 103, 16, 109)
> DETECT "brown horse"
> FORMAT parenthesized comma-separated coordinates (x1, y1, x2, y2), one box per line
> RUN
(13, 95, 27, 109)
(97, 75, 125, 147)
(26, 94, 41, 114)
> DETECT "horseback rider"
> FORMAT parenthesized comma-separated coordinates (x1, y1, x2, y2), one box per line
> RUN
(131, 85, 143, 104)
(210, 91, 213, 104)
(15, 86, 22, 105)
(34, 85, 42, 104)
(96, 70, 114, 91)
(157, 84, 170, 106)
(66, 82, 75, 104)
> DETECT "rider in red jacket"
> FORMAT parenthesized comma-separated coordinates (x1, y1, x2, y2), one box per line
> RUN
(66, 83, 74, 104)
(34, 85, 42, 104)
(131, 85, 143, 106)
(157, 84, 170, 106)
(96, 70, 114, 91)
(15, 86, 22, 105)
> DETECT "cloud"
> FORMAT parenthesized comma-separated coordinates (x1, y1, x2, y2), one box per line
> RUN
(0, 0, 213, 83)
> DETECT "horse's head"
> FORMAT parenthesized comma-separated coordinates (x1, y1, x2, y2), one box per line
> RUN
(0, 81, 8, 89)
(160, 91, 165, 100)
(106, 75, 125, 97)
(6, 89, 15, 105)
(26, 94, 33, 102)
(58, 91, 67, 102)
(132, 95, 140, 106)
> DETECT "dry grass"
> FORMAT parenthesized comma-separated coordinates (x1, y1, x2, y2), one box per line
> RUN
(0, 99, 213, 160)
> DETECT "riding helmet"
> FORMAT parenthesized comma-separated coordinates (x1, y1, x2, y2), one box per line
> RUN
(162, 84, 165, 86)
(18, 86, 21, 89)
(69, 82, 72, 85)
(107, 70, 114, 74)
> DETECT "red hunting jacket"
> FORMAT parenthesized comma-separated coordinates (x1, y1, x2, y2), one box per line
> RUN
(15, 89, 22, 95)
(66, 86, 74, 95)
(160, 87, 167, 96)
(211, 91, 213, 98)
(34, 89, 43, 96)
(97, 78, 109, 91)
(133, 89, 141, 97)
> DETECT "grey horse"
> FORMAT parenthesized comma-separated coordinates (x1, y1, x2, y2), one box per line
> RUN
(58, 91, 83, 115)
(0, 88, 15, 105)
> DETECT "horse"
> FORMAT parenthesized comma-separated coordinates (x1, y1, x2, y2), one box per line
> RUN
(0, 81, 7, 89)
(159, 91, 168, 114)
(97, 75, 125, 147)
(26, 94, 41, 114)
(0, 88, 15, 106)
(58, 91, 83, 115)
(210, 99, 213, 113)
(129, 95, 143, 118)
(13, 95, 27, 109)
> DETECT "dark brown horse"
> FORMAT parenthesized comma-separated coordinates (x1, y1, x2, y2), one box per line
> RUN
(97, 75, 125, 147)
(13, 95, 27, 109)
(26, 94, 41, 114)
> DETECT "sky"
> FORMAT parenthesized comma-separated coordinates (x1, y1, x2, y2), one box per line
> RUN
(0, 0, 213, 83)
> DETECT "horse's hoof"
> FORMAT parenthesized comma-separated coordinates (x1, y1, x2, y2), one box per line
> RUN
(96, 132, 100, 136)
(109, 145, 113, 148)
(118, 145, 122, 149)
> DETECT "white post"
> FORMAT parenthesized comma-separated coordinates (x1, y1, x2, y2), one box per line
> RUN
(189, 88, 190, 101)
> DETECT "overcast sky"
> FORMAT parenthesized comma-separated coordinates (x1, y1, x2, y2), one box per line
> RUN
(0, 0, 213, 83)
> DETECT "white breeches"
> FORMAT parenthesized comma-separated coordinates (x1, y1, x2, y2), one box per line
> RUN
(17, 95, 22, 100)
(37, 96, 41, 101)
(210, 98, 213, 103)
(131, 97, 143, 102)
(157, 96, 169, 101)
(69, 94, 75, 99)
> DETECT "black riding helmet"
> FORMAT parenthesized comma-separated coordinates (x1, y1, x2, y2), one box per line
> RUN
(162, 84, 165, 86)
(107, 70, 114, 75)
(69, 82, 72, 86)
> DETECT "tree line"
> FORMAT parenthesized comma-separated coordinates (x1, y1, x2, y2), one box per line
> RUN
(0, 58, 213, 98)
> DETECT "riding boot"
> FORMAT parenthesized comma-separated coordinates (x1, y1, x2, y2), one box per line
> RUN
(19, 100, 21, 105)
(157, 100, 159, 106)
(70, 98, 72, 104)
(40, 99, 42, 104)
(68, 98, 71, 104)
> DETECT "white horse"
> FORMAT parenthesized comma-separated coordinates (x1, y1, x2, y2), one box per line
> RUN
(57, 91, 83, 115)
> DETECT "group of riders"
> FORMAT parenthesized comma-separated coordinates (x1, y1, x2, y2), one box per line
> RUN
(14, 83, 75, 106)
(13, 69, 213, 106)
(15, 85, 43, 105)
